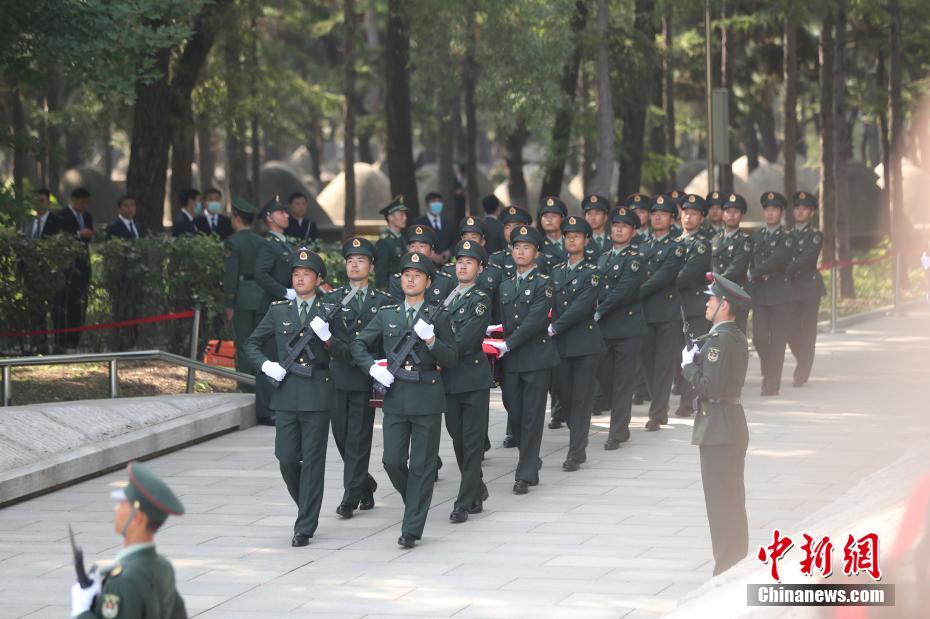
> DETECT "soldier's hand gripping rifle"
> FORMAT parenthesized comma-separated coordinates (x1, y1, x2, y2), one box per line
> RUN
(270, 286, 359, 388)
(69, 525, 91, 588)
(373, 288, 459, 396)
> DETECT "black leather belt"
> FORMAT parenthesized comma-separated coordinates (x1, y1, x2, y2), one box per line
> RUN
(401, 362, 438, 372)
(706, 397, 741, 405)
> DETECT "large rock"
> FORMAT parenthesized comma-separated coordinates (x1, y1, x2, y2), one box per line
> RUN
(875, 157, 930, 227)
(493, 164, 582, 216)
(684, 169, 757, 219)
(566, 163, 620, 203)
(676, 160, 707, 189)
(316, 162, 393, 224)
(59, 167, 123, 227)
(259, 161, 331, 225)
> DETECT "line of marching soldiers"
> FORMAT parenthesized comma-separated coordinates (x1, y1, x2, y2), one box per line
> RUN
(222, 188, 825, 550)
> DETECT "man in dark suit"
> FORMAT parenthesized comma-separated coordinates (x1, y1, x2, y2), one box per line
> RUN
(172, 188, 201, 236)
(105, 195, 145, 240)
(54, 186, 95, 351)
(194, 187, 233, 240)
(410, 191, 456, 264)
(284, 192, 319, 243)
(105, 195, 145, 349)
(481, 194, 507, 254)
(26, 187, 62, 239)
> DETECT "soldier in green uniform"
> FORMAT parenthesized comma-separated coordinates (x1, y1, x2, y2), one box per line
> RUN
(703, 191, 726, 236)
(668, 190, 686, 237)
(487, 226, 560, 494)
(711, 194, 753, 332)
(786, 190, 826, 388)
(388, 225, 456, 303)
(255, 200, 295, 312)
(675, 194, 713, 418)
(71, 461, 186, 619)
(374, 196, 408, 290)
(596, 207, 647, 449)
(489, 206, 548, 283)
(327, 237, 394, 519)
(582, 194, 611, 261)
(750, 191, 794, 396)
(626, 193, 652, 249)
(350, 252, 459, 548)
(244, 248, 338, 547)
(441, 217, 502, 295)
(681, 273, 751, 576)
(549, 216, 604, 471)
(443, 240, 493, 523)
(538, 196, 567, 272)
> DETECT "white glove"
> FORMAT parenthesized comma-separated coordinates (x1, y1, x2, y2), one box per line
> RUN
(71, 574, 101, 616)
(261, 360, 287, 381)
(413, 318, 435, 341)
(921, 252, 930, 271)
(285, 288, 297, 301)
(593, 311, 601, 322)
(369, 363, 395, 387)
(488, 340, 509, 358)
(309, 316, 331, 342)
(681, 344, 700, 368)
(547, 324, 556, 337)
(486, 324, 502, 336)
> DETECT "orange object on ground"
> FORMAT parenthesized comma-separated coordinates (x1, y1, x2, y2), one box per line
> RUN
(203, 339, 236, 368)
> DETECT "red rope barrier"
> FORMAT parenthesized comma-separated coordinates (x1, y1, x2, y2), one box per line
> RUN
(0, 310, 196, 338)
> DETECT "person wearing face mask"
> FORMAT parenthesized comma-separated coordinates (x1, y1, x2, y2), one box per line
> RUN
(194, 187, 233, 240)
(172, 188, 202, 236)
(410, 191, 455, 264)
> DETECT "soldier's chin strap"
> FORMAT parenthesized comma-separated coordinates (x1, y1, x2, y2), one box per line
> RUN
(709, 296, 726, 325)
(121, 501, 141, 538)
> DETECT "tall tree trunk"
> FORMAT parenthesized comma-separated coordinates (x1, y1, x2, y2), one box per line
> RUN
(719, 0, 734, 193)
(888, 0, 905, 289)
(505, 123, 528, 208)
(589, 0, 615, 196)
(343, 0, 358, 239)
(818, 12, 836, 271)
(437, 90, 456, 214)
(248, 0, 261, 202)
(581, 65, 595, 194)
(10, 85, 29, 197)
(877, 50, 891, 231)
(743, 114, 759, 171)
(617, 0, 654, 199)
(46, 75, 62, 194)
(224, 13, 249, 201)
(384, 0, 419, 214)
(102, 118, 113, 180)
(359, 0, 381, 164)
(759, 107, 778, 162)
(663, 5, 675, 186)
(783, 16, 798, 225)
(834, 1, 854, 298)
(541, 0, 587, 201)
(197, 114, 215, 190)
(463, 4, 479, 218)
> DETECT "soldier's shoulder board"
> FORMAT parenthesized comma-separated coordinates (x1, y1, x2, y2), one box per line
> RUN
(271, 299, 289, 306)
(378, 304, 399, 311)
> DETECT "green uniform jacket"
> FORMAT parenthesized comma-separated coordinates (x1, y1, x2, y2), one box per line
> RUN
(639, 234, 687, 323)
(388, 269, 456, 304)
(497, 270, 560, 373)
(243, 297, 340, 412)
(749, 226, 793, 307)
(77, 546, 186, 619)
(550, 261, 605, 358)
(630, 230, 651, 250)
(711, 229, 752, 288)
(489, 248, 549, 281)
(350, 303, 458, 415)
(374, 229, 405, 290)
(595, 247, 648, 340)
(327, 286, 395, 392)
(682, 321, 749, 447)
(584, 235, 611, 262)
(676, 232, 713, 319)
(787, 226, 826, 302)
(254, 234, 293, 313)
(223, 229, 264, 311)
(440, 261, 502, 296)
(539, 238, 566, 273)
(443, 286, 493, 394)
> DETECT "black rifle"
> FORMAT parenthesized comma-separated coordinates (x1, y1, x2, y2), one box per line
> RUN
(271, 286, 359, 388)
(69, 525, 91, 588)
(373, 288, 458, 395)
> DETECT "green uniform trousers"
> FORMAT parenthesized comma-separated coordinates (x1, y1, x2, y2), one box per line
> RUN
(382, 412, 442, 539)
(331, 389, 377, 507)
(700, 443, 749, 576)
(501, 368, 550, 484)
(275, 410, 329, 537)
(444, 390, 489, 510)
(554, 353, 601, 463)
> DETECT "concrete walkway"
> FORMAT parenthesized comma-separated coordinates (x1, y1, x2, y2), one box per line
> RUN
(1, 307, 928, 618)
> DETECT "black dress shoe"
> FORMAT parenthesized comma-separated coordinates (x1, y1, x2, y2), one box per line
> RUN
(398, 535, 416, 549)
(449, 508, 468, 523)
(632, 393, 644, 405)
(674, 407, 693, 418)
(604, 439, 620, 451)
(359, 478, 377, 510)
(760, 389, 779, 396)
(644, 419, 661, 432)
(562, 459, 580, 472)
(291, 534, 310, 547)
(336, 503, 355, 519)
(502, 436, 516, 448)
(548, 418, 563, 429)
(513, 480, 529, 494)
(468, 501, 483, 514)
(257, 416, 276, 426)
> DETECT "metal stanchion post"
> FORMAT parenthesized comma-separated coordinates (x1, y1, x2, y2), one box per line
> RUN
(187, 306, 201, 393)
(109, 358, 119, 399)
(830, 265, 842, 334)
(2, 366, 10, 407)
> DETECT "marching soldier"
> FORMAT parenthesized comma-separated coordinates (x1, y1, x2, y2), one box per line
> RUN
(596, 207, 647, 449)
(71, 461, 186, 619)
(786, 191, 826, 388)
(538, 196, 568, 272)
(704, 191, 726, 236)
(711, 194, 753, 332)
(489, 206, 548, 282)
(441, 217, 503, 295)
(350, 252, 459, 548)
(549, 216, 605, 471)
(626, 193, 652, 248)
(681, 273, 751, 576)
(244, 248, 338, 547)
(668, 190, 686, 237)
(389, 225, 456, 303)
(750, 192, 793, 396)
(675, 194, 713, 418)
(638, 195, 686, 431)
(486, 227, 560, 494)
(327, 237, 394, 519)
(582, 194, 611, 261)
(374, 196, 408, 290)
(443, 240, 493, 523)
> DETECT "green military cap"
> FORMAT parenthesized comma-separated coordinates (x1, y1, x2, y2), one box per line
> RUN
(231, 196, 256, 215)
(650, 193, 678, 215)
(681, 193, 708, 215)
(669, 189, 687, 206)
(705, 272, 752, 310)
(261, 198, 288, 218)
(342, 236, 376, 260)
(400, 251, 435, 278)
(792, 190, 818, 209)
(723, 193, 748, 213)
(458, 216, 487, 237)
(379, 195, 408, 218)
(705, 191, 725, 207)
(625, 193, 651, 210)
(454, 239, 488, 266)
(610, 206, 640, 228)
(582, 194, 609, 212)
(539, 196, 567, 217)
(111, 461, 184, 526)
(510, 224, 543, 247)
(500, 205, 532, 225)
(760, 191, 788, 209)
(292, 246, 327, 279)
(561, 214, 592, 236)
(404, 224, 438, 248)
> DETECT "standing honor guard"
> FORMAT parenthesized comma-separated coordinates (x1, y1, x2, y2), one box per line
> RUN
(710, 194, 752, 332)
(374, 196, 409, 290)
(351, 252, 458, 548)
(786, 191, 826, 388)
(582, 194, 611, 260)
(441, 217, 503, 295)
(389, 225, 456, 302)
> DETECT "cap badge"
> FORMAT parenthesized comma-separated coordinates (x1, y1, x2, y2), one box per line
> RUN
(657, 197, 664, 204)
(799, 191, 806, 199)
(467, 217, 474, 225)
(352, 238, 361, 248)
(415, 226, 423, 235)
(519, 226, 528, 235)
(463, 241, 471, 249)
(768, 192, 774, 199)
(688, 196, 696, 203)
(299, 251, 308, 260)
(729, 194, 737, 201)
(591, 195, 598, 203)
(634, 195, 641, 202)
(618, 207, 626, 215)
(411, 253, 420, 263)
(509, 207, 517, 214)
(569, 217, 576, 224)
